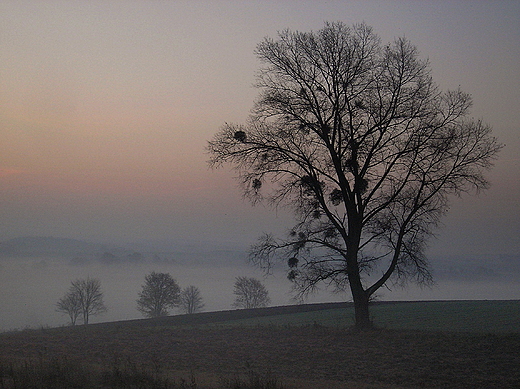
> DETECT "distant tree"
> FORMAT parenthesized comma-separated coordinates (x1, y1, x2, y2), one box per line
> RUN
(232, 276, 271, 309)
(71, 277, 107, 324)
(57, 277, 107, 325)
(208, 22, 502, 329)
(56, 290, 81, 325)
(178, 285, 205, 314)
(137, 272, 181, 318)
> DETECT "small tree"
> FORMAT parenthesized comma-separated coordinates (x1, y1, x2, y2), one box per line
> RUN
(233, 276, 271, 309)
(137, 272, 181, 318)
(73, 277, 107, 325)
(56, 290, 81, 325)
(179, 285, 205, 314)
(58, 277, 107, 325)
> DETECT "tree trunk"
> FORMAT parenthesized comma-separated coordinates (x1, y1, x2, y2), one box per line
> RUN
(346, 241, 372, 329)
(349, 270, 372, 329)
(353, 292, 372, 330)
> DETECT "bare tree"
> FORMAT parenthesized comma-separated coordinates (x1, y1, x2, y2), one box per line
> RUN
(58, 277, 107, 325)
(178, 285, 205, 314)
(137, 272, 180, 318)
(56, 290, 81, 325)
(208, 22, 502, 329)
(232, 277, 271, 309)
(72, 278, 107, 325)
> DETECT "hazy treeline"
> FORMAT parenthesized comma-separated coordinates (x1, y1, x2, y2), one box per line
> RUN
(0, 236, 247, 266)
(55, 273, 271, 326)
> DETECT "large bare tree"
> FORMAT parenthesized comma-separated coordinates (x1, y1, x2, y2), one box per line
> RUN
(208, 22, 502, 329)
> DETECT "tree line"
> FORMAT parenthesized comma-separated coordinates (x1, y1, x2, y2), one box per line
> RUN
(56, 274, 270, 325)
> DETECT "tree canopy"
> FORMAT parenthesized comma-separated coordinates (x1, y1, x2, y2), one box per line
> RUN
(179, 285, 205, 314)
(56, 289, 82, 325)
(208, 22, 502, 328)
(232, 276, 271, 309)
(57, 277, 107, 325)
(137, 272, 181, 318)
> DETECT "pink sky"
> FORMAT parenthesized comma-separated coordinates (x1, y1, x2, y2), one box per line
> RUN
(1, 0, 519, 260)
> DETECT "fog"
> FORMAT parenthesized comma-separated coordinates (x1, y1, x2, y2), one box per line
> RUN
(0, 248, 313, 331)
(1, 238, 519, 332)
(1, 2, 519, 332)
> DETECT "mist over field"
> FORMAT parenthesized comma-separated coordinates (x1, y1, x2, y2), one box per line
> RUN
(1, 236, 519, 332)
(0, 237, 297, 330)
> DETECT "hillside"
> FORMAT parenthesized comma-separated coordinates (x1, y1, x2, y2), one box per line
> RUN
(1, 300, 519, 388)
(91, 302, 350, 328)
(84, 300, 520, 334)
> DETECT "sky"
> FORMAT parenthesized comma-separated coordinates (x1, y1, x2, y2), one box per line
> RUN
(1, 1, 519, 259)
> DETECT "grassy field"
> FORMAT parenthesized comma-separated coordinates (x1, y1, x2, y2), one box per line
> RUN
(89, 300, 520, 333)
(1, 300, 519, 388)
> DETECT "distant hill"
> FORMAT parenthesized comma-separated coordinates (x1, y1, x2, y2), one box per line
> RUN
(0, 236, 110, 258)
(0, 236, 248, 266)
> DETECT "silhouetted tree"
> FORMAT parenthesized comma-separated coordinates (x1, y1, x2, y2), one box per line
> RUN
(137, 272, 180, 318)
(178, 285, 205, 314)
(58, 277, 107, 325)
(208, 22, 502, 329)
(56, 290, 81, 325)
(232, 277, 270, 309)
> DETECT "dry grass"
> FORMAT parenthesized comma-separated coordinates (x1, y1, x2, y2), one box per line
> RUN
(1, 323, 519, 388)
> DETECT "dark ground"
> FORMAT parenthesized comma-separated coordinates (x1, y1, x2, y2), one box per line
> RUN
(1, 321, 519, 388)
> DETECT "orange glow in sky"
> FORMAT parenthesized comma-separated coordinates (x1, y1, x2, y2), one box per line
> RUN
(1, 0, 519, 258)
